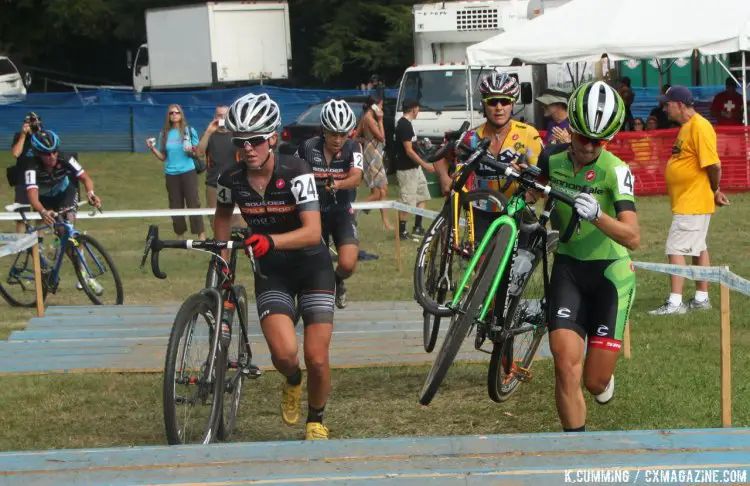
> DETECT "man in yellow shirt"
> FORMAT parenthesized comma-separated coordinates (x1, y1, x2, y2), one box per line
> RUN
(649, 86, 730, 315)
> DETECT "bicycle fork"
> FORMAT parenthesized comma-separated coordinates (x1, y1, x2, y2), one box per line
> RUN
(199, 288, 225, 381)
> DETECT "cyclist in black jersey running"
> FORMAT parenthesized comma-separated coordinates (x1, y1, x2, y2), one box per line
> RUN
(295, 99, 363, 308)
(213, 92, 335, 441)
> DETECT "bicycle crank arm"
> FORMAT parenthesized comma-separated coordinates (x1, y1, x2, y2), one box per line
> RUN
(490, 322, 536, 337)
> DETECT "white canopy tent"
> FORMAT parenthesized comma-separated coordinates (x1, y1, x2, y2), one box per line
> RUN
(466, 0, 750, 124)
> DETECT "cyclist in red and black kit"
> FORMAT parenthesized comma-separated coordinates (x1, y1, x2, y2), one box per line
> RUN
(213, 92, 335, 441)
(295, 99, 363, 308)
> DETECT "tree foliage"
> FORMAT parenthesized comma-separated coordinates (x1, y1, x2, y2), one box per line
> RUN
(0, 0, 419, 87)
(308, 2, 414, 85)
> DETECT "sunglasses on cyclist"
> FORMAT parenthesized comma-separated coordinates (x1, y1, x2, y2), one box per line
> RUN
(169, 111, 181, 115)
(36, 150, 58, 157)
(232, 134, 273, 148)
(483, 97, 515, 107)
(572, 132, 605, 147)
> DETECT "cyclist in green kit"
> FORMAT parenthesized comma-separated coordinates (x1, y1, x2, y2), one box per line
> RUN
(536, 81, 641, 432)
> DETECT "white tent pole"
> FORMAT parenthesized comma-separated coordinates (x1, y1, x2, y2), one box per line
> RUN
(742, 51, 747, 126)
(714, 53, 746, 125)
(467, 61, 475, 128)
(714, 55, 741, 85)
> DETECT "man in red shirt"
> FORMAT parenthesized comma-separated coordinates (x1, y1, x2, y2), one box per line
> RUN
(710, 77, 744, 126)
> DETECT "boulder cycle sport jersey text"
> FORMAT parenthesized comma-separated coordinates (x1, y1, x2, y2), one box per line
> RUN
(456, 121, 544, 212)
(538, 143, 637, 351)
(24, 152, 84, 198)
(215, 153, 328, 258)
(294, 137, 364, 213)
(295, 136, 363, 247)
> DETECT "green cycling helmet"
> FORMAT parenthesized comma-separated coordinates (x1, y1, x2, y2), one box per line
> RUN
(568, 81, 625, 141)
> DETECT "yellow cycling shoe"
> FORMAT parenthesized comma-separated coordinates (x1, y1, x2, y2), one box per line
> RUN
(305, 422, 329, 440)
(280, 381, 302, 425)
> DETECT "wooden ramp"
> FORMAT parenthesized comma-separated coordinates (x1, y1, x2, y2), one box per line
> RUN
(0, 428, 748, 485)
(0, 302, 551, 375)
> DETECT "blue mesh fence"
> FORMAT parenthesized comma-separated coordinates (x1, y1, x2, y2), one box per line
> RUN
(0, 85, 728, 153)
(0, 86, 398, 153)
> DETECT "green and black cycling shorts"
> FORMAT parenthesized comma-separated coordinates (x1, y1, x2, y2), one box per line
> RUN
(548, 254, 636, 351)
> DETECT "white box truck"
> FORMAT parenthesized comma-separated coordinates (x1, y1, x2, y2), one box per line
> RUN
(129, 1, 292, 93)
(396, 0, 593, 141)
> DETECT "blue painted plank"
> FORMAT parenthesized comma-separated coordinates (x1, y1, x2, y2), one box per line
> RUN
(0, 350, 490, 375)
(27, 311, 425, 329)
(42, 301, 420, 316)
(44, 305, 181, 316)
(11, 322, 426, 341)
(2, 428, 747, 469)
(0, 429, 747, 486)
(0, 338, 481, 364)
(4, 453, 750, 486)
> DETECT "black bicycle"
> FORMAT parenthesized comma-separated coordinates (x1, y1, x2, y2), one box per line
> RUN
(141, 225, 263, 445)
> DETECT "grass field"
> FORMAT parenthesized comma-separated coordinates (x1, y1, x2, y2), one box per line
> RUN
(0, 151, 748, 451)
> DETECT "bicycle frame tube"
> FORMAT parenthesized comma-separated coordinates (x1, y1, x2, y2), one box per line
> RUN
(478, 215, 517, 321)
(449, 210, 504, 308)
(227, 285, 253, 359)
(199, 287, 224, 379)
(452, 192, 460, 245)
(477, 194, 529, 321)
(46, 221, 77, 287)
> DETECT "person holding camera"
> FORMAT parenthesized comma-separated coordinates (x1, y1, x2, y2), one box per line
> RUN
(9, 112, 42, 233)
(196, 104, 244, 232)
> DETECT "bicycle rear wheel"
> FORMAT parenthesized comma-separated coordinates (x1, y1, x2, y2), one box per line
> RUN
(0, 247, 48, 307)
(218, 285, 249, 440)
(163, 292, 225, 445)
(71, 234, 124, 305)
(419, 223, 512, 406)
(487, 243, 549, 403)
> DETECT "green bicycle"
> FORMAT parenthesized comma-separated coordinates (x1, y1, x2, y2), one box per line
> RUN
(418, 138, 585, 406)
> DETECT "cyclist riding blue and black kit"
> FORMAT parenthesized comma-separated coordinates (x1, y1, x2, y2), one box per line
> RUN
(24, 130, 84, 213)
(538, 81, 636, 352)
(216, 93, 335, 326)
(295, 100, 364, 248)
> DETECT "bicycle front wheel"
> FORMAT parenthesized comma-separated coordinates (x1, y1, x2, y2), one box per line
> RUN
(71, 234, 124, 305)
(163, 292, 225, 445)
(487, 243, 549, 403)
(419, 223, 512, 406)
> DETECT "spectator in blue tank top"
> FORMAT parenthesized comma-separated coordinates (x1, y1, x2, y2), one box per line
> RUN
(146, 103, 206, 240)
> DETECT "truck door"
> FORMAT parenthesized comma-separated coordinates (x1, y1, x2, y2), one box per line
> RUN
(396, 67, 484, 142)
(133, 45, 151, 93)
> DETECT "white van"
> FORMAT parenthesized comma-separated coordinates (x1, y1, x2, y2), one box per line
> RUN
(0, 56, 29, 103)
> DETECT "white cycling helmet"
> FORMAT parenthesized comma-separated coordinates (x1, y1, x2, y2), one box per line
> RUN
(320, 99, 356, 133)
(227, 92, 281, 134)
